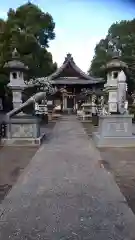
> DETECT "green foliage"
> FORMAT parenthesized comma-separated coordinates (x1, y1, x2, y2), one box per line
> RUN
(129, 105, 135, 122)
(0, 2, 57, 85)
(89, 19, 135, 93)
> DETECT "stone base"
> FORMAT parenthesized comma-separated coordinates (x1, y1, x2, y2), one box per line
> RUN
(80, 119, 92, 123)
(3, 114, 46, 146)
(93, 132, 135, 147)
(92, 114, 135, 147)
(6, 114, 40, 137)
(1, 134, 45, 146)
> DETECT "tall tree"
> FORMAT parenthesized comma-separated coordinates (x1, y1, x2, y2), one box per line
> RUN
(0, 2, 57, 83)
(89, 19, 135, 94)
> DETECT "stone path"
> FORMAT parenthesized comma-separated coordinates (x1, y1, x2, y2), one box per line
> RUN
(0, 115, 135, 240)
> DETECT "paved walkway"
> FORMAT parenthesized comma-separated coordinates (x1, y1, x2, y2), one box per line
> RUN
(0, 116, 135, 240)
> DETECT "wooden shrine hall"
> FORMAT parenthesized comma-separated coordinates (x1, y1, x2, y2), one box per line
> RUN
(47, 53, 105, 112)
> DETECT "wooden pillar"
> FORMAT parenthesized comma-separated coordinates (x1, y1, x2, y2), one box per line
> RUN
(63, 95, 67, 111)
(65, 96, 67, 110)
(73, 96, 76, 111)
(62, 93, 64, 111)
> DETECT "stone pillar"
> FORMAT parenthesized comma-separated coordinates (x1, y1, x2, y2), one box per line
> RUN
(117, 71, 127, 114)
(12, 90, 23, 109)
(8, 71, 26, 109)
(104, 71, 118, 114)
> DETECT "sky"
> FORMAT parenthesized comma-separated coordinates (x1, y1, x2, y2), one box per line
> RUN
(0, 0, 135, 72)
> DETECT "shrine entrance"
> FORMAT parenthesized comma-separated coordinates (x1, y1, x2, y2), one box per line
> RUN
(50, 53, 104, 114)
(67, 95, 74, 109)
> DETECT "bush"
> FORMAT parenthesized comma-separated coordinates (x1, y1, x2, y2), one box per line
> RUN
(129, 105, 135, 122)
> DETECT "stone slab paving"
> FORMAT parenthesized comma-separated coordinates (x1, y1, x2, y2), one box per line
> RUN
(0, 115, 135, 240)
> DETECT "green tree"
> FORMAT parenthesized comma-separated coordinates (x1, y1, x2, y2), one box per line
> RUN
(88, 38, 111, 79)
(89, 19, 135, 94)
(0, 2, 57, 84)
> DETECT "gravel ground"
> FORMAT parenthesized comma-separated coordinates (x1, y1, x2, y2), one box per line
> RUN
(82, 121, 135, 215)
(0, 146, 38, 203)
(100, 147, 135, 214)
(0, 121, 56, 203)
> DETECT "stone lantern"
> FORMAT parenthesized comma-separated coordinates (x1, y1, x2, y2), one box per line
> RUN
(4, 48, 29, 109)
(101, 54, 128, 114)
(93, 54, 135, 147)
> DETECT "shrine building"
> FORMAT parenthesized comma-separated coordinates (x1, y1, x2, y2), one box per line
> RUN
(46, 53, 105, 112)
